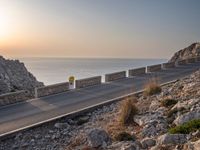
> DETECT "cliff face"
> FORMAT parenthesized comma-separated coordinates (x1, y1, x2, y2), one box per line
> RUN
(0, 56, 44, 95)
(169, 42, 200, 62)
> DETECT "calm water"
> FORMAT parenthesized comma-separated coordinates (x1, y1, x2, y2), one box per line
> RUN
(19, 58, 167, 85)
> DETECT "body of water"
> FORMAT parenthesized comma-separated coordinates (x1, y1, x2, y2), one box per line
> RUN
(19, 58, 167, 85)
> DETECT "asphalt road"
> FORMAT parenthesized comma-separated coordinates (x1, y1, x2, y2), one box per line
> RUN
(0, 62, 200, 137)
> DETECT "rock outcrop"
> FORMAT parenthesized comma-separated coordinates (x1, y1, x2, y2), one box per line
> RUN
(0, 56, 43, 95)
(169, 42, 200, 62)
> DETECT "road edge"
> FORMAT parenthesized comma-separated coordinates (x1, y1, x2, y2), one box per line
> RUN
(0, 79, 178, 140)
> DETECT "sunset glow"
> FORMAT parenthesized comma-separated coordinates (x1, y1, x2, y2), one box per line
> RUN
(0, 7, 12, 39)
(0, 0, 200, 58)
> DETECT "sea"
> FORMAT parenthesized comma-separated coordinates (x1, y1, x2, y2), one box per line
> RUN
(18, 58, 167, 85)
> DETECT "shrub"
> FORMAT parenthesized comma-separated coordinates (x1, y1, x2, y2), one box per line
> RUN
(169, 119, 200, 134)
(106, 122, 125, 139)
(161, 99, 178, 108)
(113, 131, 135, 141)
(119, 98, 138, 125)
(144, 78, 162, 96)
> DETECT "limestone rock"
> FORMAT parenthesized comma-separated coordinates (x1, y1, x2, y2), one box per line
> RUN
(87, 128, 111, 148)
(54, 122, 70, 129)
(0, 56, 43, 95)
(158, 133, 187, 145)
(149, 100, 161, 111)
(193, 139, 200, 150)
(172, 98, 200, 111)
(169, 42, 200, 62)
(174, 111, 200, 125)
(141, 138, 156, 149)
(134, 111, 168, 137)
(134, 111, 164, 126)
(183, 139, 200, 150)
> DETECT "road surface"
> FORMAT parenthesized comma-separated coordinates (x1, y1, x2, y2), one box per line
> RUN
(0, 62, 200, 137)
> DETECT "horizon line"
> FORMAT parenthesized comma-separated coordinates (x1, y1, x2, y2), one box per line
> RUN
(6, 56, 168, 60)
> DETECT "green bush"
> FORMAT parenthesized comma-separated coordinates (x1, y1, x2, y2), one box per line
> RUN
(144, 79, 162, 96)
(169, 119, 200, 134)
(114, 131, 135, 141)
(161, 99, 177, 108)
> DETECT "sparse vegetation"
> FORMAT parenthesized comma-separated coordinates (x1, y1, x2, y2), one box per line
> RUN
(169, 119, 200, 134)
(144, 78, 162, 96)
(161, 98, 177, 108)
(113, 131, 135, 141)
(119, 98, 138, 125)
(106, 121, 125, 139)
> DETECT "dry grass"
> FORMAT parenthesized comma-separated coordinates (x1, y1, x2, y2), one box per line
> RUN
(143, 78, 162, 96)
(66, 134, 87, 150)
(106, 98, 135, 139)
(106, 121, 125, 139)
(118, 98, 138, 125)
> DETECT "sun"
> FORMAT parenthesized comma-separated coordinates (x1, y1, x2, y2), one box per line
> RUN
(0, 7, 12, 39)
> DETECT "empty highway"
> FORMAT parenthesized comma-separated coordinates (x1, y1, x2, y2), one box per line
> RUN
(0, 62, 200, 137)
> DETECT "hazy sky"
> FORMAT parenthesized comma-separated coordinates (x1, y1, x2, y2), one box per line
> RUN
(0, 0, 200, 58)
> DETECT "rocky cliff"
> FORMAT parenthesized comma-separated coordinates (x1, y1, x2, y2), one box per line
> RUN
(169, 42, 200, 62)
(0, 56, 44, 95)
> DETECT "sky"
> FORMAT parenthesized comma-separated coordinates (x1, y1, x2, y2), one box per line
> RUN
(0, 0, 200, 59)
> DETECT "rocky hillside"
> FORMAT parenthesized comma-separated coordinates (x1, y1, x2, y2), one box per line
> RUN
(169, 42, 200, 62)
(0, 56, 44, 95)
(1, 70, 199, 150)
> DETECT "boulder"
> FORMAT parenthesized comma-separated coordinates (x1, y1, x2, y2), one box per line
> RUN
(87, 129, 111, 148)
(174, 111, 200, 125)
(158, 133, 187, 145)
(54, 122, 70, 129)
